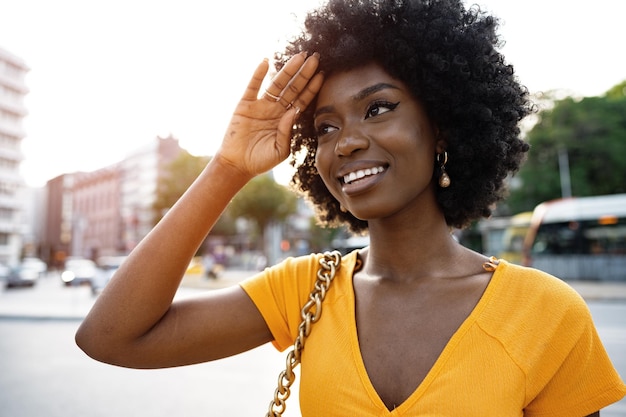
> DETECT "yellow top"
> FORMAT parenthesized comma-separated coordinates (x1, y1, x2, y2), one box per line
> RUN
(240, 251, 626, 416)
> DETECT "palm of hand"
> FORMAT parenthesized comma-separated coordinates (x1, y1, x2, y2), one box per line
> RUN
(215, 53, 322, 178)
(220, 98, 294, 177)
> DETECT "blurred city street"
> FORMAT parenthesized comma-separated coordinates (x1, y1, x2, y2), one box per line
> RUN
(1, 272, 625, 416)
(0, 271, 301, 417)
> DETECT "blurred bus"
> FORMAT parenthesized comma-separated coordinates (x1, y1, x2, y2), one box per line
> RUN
(477, 212, 532, 264)
(522, 194, 626, 281)
(498, 211, 532, 264)
(332, 234, 370, 255)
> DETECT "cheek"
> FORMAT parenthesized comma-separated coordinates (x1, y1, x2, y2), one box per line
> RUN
(314, 146, 345, 201)
(314, 144, 333, 183)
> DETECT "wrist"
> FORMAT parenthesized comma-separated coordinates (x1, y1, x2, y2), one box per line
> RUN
(208, 153, 255, 185)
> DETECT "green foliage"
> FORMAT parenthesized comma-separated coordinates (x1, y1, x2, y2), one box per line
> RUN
(307, 217, 344, 252)
(152, 151, 209, 224)
(153, 155, 297, 257)
(507, 83, 626, 213)
(229, 173, 298, 236)
(605, 80, 626, 100)
(152, 152, 238, 236)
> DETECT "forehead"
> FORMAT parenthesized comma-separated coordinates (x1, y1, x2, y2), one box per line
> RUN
(315, 63, 405, 108)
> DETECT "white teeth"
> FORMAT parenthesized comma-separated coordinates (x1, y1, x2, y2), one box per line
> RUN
(343, 166, 385, 184)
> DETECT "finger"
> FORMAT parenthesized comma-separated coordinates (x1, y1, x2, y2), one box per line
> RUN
(289, 71, 325, 114)
(278, 52, 320, 106)
(274, 110, 298, 159)
(262, 51, 307, 102)
(242, 59, 270, 101)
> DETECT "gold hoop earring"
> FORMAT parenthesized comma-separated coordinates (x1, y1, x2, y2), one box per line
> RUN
(437, 152, 451, 188)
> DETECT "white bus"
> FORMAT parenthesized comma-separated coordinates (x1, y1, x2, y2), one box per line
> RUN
(522, 194, 626, 281)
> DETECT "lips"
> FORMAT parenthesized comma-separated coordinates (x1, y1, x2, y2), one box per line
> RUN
(341, 165, 386, 185)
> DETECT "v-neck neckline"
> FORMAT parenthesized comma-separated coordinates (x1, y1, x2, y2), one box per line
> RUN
(344, 252, 505, 414)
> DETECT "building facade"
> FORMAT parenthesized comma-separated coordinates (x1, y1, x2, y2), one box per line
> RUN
(0, 47, 28, 266)
(119, 135, 182, 252)
(42, 174, 73, 268)
(42, 135, 183, 265)
(71, 167, 122, 260)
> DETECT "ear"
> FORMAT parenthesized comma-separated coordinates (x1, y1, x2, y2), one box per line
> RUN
(432, 125, 447, 153)
(435, 138, 448, 154)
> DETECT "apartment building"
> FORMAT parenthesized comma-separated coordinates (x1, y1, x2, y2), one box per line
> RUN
(0, 47, 28, 265)
(119, 135, 182, 252)
(43, 135, 183, 265)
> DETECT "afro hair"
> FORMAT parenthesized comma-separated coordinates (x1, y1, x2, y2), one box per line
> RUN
(276, 0, 533, 233)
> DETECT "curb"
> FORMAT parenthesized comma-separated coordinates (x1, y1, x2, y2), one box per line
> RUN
(0, 313, 85, 321)
(565, 281, 626, 302)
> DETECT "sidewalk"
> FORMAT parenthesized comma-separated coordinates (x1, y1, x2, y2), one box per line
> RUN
(180, 269, 254, 290)
(565, 280, 626, 302)
(0, 270, 258, 322)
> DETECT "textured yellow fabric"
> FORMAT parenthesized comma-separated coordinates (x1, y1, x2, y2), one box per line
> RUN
(240, 251, 626, 416)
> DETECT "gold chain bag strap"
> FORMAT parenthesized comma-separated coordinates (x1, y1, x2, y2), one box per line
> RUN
(266, 250, 342, 417)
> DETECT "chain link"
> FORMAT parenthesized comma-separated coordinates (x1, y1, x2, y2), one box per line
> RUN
(265, 250, 342, 417)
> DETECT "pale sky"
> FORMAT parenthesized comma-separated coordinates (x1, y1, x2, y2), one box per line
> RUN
(1, 0, 624, 187)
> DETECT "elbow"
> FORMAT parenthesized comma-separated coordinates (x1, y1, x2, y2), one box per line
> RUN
(74, 321, 122, 366)
(75, 320, 153, 369)
(75, 321, 107, 363)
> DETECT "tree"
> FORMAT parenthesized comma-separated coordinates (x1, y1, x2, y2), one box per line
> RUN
(152, 151, 208, 223)
(152, 152, 237, 236)
(229, 173, 298, 256)
(605, 80, 626, 100)
(507, 82, 626, 213)
(307, 217, 344, 252)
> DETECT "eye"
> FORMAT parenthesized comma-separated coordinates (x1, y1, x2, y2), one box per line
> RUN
(315, 122, 338, 137)
(365, 100, 399, 119)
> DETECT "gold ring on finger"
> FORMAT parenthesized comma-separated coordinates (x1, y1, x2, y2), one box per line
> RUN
(264, 90, 281, 102)
(278, 96, 293, 108)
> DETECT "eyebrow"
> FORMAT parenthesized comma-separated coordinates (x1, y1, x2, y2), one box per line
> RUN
(314, 82, 400, 119)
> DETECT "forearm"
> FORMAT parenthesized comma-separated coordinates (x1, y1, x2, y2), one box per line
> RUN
(125, 155, 252, 289)
(76, 52, 321, 366)
(75, 156, 252, 357)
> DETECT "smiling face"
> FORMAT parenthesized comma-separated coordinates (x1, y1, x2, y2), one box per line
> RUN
(314, 63, 445, 223)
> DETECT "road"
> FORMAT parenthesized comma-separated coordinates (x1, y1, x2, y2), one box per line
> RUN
(0, 274, 624, 416)
(0, 276, 299, 417)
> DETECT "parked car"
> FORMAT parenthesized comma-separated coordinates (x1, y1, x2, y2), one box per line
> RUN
(5, 264, 40, 288)
(90, 256, 127, 295)
(0, 263, 10, 281)
(20, 257, 47, 277)
(61, 258, 98, 286)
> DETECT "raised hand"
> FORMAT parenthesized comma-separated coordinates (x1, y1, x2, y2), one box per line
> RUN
(215, 52, 323, 178)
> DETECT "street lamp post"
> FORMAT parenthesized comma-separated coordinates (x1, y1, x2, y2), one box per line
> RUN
(558, 147, 572, 198)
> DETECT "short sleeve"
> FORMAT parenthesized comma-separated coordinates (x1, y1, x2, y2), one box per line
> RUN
(524, 301, 626, 416)
(239, 254, 321, 351)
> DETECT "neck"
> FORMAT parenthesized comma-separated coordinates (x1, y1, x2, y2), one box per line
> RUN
(361, 214, 469, 283)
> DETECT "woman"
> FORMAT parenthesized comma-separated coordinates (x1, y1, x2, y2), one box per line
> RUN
(76, 0, 626, 415)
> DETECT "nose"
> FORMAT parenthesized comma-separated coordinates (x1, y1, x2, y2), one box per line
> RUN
(334, 127, 369, 157)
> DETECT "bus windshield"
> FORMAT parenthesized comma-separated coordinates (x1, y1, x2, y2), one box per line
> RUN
(524, 194, 626, 281)
(531, 219, 626, 255)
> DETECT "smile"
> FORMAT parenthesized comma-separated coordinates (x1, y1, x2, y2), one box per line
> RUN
(342, 166, 386, 184)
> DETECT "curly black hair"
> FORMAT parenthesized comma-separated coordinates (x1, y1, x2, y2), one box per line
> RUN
(276, 0, 533, 233)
